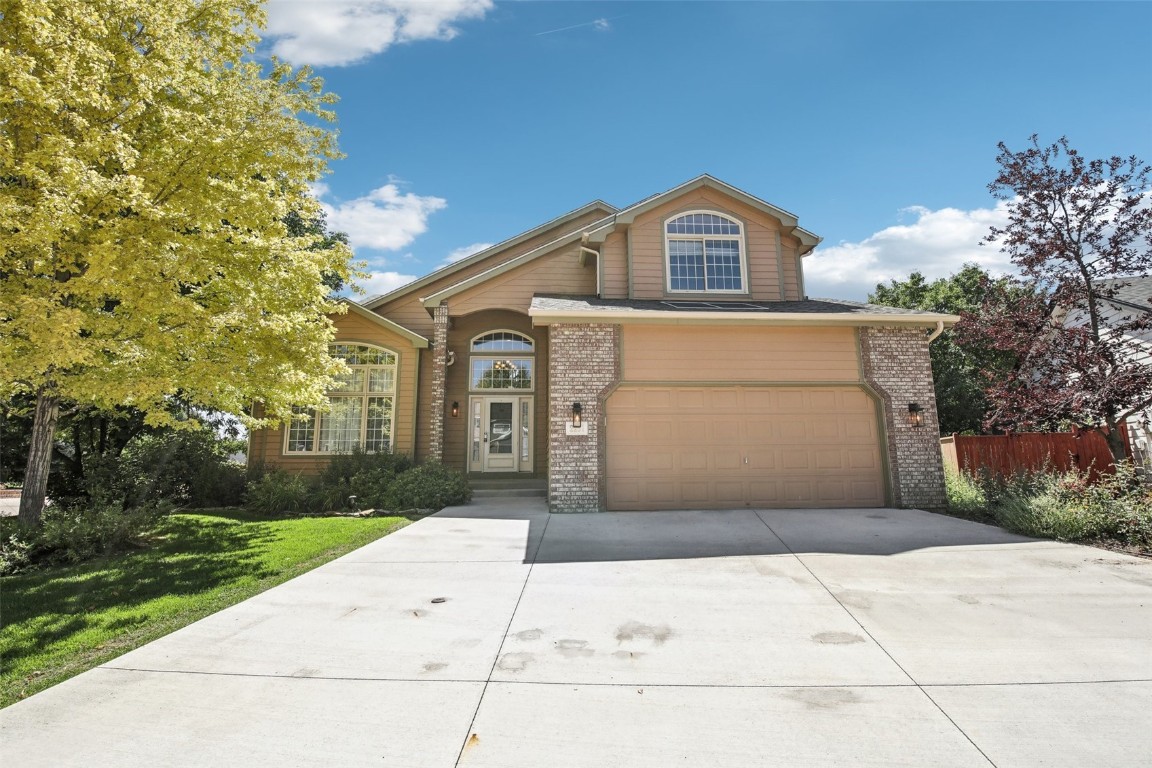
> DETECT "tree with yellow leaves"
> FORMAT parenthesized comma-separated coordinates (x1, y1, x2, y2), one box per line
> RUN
(0, 0, 354, 525)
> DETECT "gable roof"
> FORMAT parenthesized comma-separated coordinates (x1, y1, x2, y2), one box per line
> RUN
(338, 298, 429, 347)
(362, 199, 616, 310)
(583, 174, 822, 253)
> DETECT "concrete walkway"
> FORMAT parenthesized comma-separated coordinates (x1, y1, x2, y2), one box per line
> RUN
(2, 499, 1151, 767)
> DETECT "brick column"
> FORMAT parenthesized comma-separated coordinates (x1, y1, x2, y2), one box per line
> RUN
(428, 303, 449, 462)
(859, 327, 947, 510)
(548, 323, 620, 513)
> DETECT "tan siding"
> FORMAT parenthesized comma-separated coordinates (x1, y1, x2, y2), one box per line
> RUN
(441, 310, 548, 474)
(373, 208, 612, 337)
(621, 325, 859, 383)
(780, 238, 801, 300)
(449, 244, 595, 315)
(600, 232, 628, 299)
(627, 188, 785, 301)
(247, 312, 421, 474)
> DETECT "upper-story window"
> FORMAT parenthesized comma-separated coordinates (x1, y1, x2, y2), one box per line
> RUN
(665, 211, 746, 293)
(285, 343, 397, 454)
(470, 331, 534, 390)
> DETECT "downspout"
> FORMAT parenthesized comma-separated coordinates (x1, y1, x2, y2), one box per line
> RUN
(926, 321, 945, 344)
(580, 237, 601, 296)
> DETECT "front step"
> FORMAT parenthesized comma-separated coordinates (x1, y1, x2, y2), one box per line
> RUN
(469, 476, 546, 498)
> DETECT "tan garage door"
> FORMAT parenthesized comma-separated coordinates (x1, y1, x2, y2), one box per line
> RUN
(606, 386, 886, 510)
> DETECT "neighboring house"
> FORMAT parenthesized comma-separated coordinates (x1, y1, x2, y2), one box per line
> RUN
(248, 175, 958, 512)
(1062, 276, 1152, 469)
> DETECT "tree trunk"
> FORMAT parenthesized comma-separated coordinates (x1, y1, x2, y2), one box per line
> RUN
(18, 391, 60, 528)
(1102, 418, 1128, 465)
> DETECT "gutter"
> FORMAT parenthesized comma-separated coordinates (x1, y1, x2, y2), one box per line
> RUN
(927, 320, 945, 343)
(529, 308, 960, 328)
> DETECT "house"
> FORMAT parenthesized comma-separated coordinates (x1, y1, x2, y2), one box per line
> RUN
(1061, 276, 1152, 470)
(247, 175, 959, 512)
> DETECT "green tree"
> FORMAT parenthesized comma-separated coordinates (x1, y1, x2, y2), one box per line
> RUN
(869, 264, 1021, 434)
(0, 0, 354, 526)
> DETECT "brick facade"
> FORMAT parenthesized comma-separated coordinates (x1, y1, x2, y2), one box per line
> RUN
(859, 327, 948, 510)
(428, 304, 449, 462)
(547, 324, 620, 513)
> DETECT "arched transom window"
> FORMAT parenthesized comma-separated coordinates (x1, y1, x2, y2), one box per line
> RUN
(665, 211, 746, 293)
(470, 331, 534, 390)
(285, 343, 397, 454)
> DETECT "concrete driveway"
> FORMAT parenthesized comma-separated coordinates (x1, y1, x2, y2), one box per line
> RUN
(2, 499, 1151, 767)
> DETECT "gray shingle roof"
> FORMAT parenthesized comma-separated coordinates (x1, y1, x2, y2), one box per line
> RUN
(530, 294, 952, 317)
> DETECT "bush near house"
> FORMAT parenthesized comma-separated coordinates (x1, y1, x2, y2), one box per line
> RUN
(945, 462, 1152, 553)
(244, 450, 470, 516)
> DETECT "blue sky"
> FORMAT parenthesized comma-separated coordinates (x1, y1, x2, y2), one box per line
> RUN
(262, 1, 1152, 301)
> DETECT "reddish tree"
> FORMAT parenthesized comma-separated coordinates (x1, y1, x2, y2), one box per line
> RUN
(958, 136, 1152, 461)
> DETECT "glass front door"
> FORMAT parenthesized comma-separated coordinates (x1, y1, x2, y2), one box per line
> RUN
(470, 396, 532, 472)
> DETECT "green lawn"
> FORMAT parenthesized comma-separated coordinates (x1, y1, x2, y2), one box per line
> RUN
(0, 509, 411, 708)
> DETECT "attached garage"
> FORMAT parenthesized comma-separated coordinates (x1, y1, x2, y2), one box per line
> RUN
(605, 385, 886, 510)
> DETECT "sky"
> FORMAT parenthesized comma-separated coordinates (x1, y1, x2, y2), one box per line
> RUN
(260, 1, 1152, 302)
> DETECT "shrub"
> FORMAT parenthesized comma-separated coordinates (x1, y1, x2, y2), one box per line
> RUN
(944, 467, 988, 515)
(384, 463, 471, 511)
(0, 532, 34, 576)
(244, 471, 316, 516)
(35, 501, 170, 565)
(315, 448, 414, 511)
(189, 460, 247, 508)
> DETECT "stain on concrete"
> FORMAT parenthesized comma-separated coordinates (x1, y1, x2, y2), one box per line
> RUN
(292, 667, 320, 677)
(555, 639, 595, 658)
(422, 662, 448, 673)
(449, 528, 471, 533)
(785, 688, 861, 709)
(836, 591, 873, 610)
(615, 622, 673, 646)
(866, 514, 888, 520)
(451, 637, 482, 648)
(751, 559, 789, 578)
(956, 594, 981, 605)
(496, 652, 534, 672)
(409, 609, 428, 618)
(612, 650, 646, 661)
(341, 607, 360, 618)
(812, 631, 865, 645)
(513, 628, 543, 641)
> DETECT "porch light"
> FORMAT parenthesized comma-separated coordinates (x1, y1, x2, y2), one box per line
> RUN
(451, 401, 459, 418)
(571, 402, 583, 428)
(907, 403, 924, 427)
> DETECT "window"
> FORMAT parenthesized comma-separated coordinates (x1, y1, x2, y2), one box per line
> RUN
(470, 331, 534, 391)
(665, 212, 746, 293)
(285, 343, 397, 454)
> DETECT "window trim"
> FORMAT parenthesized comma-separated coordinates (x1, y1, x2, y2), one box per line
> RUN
(663, 210, 749, 295)
(283, 342, 398, 455)
(469, 329, 536, 392)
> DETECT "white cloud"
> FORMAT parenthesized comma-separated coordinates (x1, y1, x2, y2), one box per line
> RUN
(319, 183, 446, 251)
(804, 202, 1015, 302)
(265, 0, 493, 67)
(443, 241, 494, 265)
(353, 270, 420, 298)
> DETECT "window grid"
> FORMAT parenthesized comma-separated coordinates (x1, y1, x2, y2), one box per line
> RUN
(284, 343, 397, 454)
(665, 212, 746, 293)
(470, 358, 534, 390)
(471, 331, 534, 353)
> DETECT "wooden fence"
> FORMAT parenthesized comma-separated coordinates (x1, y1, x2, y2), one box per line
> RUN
(940, 428, 1130, 479)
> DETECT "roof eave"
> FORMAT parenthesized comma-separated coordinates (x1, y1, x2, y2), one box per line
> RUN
(528, 308, 960, 328)
(363, 199, 617, 310)
(338, 298, 430, 347)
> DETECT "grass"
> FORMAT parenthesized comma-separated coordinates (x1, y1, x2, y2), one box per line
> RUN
(0, 508, 411, 708)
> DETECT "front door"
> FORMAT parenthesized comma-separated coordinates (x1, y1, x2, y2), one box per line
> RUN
(469, 396, 533, 472)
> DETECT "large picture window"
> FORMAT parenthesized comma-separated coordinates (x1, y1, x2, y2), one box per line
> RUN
(470, 331, 534, 391)
(665, 211, 746, 293)
(285, 343, 397, 454)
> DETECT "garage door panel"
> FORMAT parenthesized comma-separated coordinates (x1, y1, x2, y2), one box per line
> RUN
(606, 386, 886, 510)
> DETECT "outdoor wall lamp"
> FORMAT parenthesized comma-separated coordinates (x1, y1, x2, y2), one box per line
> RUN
(907, 402, 924, 427)
(451, 401, 459, 418)
(571, 402, 583, 428)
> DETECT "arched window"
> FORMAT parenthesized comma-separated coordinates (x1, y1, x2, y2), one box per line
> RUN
(469, 331, 534, 391)
(665, 211, 746, 293)
(285, 343, 397, 454)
